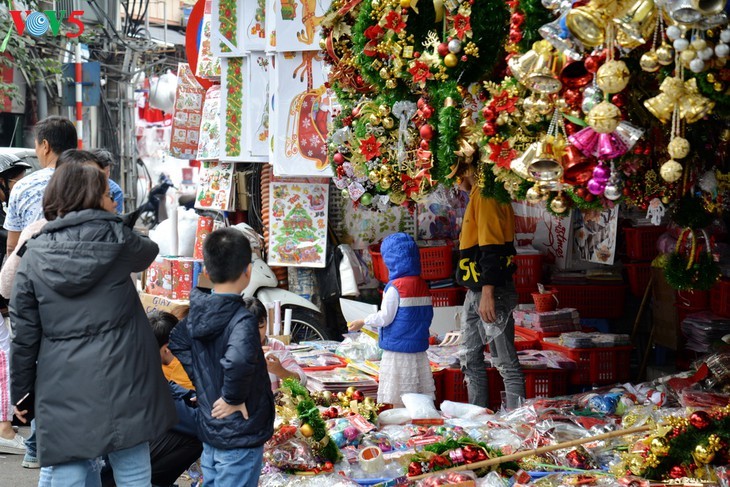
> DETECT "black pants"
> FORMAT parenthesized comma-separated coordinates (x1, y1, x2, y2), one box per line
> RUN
(101, 431, 202, 487)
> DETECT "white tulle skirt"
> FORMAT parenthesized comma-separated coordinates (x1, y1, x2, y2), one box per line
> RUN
(377, 350, 435, 406)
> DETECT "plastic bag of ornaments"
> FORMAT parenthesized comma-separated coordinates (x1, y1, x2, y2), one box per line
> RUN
(260, 472, 360, 487)
(415, 470, 477, 487)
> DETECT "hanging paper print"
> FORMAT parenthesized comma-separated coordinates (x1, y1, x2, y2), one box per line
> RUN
(212, 0, 245, 56)
(196, 0, 221, 79)
(242, 0, 267, 51)
(170, 64, 206, 160)
(265, 0, 331, 51)
(219, 57, 247, 161)
(197, 85, 221, 160)
(195, 161, 236, 211)
(246, 53, 270, 159)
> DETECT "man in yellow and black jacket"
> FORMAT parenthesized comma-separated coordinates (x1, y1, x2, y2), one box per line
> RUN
(456, 170, 525, 409)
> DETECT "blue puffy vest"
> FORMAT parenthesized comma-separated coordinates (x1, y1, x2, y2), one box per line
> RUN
(380, 276, 433, 353)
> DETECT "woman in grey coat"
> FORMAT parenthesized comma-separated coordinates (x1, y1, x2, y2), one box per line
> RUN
(9, 162, 176, 486)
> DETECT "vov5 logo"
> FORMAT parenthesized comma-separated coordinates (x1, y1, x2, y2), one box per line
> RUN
(10, 10, 85, 38)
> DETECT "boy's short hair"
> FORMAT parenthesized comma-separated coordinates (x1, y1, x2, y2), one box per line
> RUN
(149, 311, 180, 348)
(243, 297, 267, 325)
(203, 227, 252, 284)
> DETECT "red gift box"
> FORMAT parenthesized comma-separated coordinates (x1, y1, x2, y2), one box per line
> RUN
(193, 216, 215, 260)
(169, 257, 197, 300)
(145, 258, 173, 297)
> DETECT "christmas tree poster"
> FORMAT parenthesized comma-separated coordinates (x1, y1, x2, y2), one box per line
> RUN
(268, 178, 329, 267)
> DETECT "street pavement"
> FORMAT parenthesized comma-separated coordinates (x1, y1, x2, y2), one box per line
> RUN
(0, 427, 39, 486)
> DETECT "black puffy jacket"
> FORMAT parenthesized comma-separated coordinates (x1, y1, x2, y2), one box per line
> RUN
(10, 209, 176, 467)
(168, 289, 274, 449)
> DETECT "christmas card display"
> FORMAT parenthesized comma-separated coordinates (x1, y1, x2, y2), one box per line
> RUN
(212, 0, 245, 57)
(268, 178, 329, 267)
(196, 0, 221, 79)
(246, 53, 270, 160)
(512, 201, 571, 270)
(195, 161, 236, 211)
(145, 258, 173, 297)
(197, 85, 222, 160)
(271, 52, 333, 178)
(170, 64, 205, 160)
(219, 57, 247, 161)
(572, 207, 620, 266)
(242, 0, 266, 51)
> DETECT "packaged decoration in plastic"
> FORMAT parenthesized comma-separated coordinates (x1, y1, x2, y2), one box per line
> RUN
(263, 438, 319, 471)
(415, 470, 477, 486)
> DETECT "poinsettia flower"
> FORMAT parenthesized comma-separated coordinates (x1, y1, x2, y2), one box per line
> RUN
(384, 11, 406, 33)
(408, 60, 433, 86)
(451, 13, 471, 40)
(359, 135, 382, 161)
(491, 91, 518, 114)
(364, 25, 384, 40)
(489, 140, 517, 169)
(401, 173, 421, 198)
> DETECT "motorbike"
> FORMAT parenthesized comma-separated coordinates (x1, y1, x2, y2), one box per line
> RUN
(232, 223, 331, 343)
(125, 172, 175, 230)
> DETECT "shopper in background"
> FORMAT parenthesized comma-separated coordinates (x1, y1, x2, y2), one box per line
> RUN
(169, 228, 274, 487)
(10, 162, 175, 485)
(90, 149, 125, 214)
(4, 116, 76, 255)
(456, 166, 525, 410)
(348, 232, 435, 407)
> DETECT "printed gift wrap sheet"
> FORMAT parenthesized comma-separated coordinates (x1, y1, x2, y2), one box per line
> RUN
(247, 53, 271, 160)
(265, 0, 331, 51)
(268, 178, 329, 267)
(572, 207, 619, 266)
(170, 64, 206, 160)
(196, 0, 221, 79)
(242, 0, 267, 51)
(219, 57, 248, 161)
(512, 201, 572, 269)
(271, 52, 333, 178)
(195, 161, 236, 211)
(197, 85, 221, 160)
(212, 0, 245, 56)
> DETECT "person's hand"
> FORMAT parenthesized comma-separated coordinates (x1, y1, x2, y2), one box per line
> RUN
(14, 406, 28, 424)
(348, 319, 365, 332)
(266, 354, 288, 377)
(212, 397, 248, 420)
(479, 286, 496, 323)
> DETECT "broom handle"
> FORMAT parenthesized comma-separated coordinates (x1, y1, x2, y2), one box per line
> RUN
(408, 425, 652, 481)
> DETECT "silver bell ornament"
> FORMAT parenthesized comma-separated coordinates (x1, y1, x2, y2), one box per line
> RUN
(603, 181, 622, 201)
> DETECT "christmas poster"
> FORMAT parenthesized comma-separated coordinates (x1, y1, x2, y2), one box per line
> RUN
(212, 0, 245, 57)
(197, 85, 221, 160)
(265, 0, 331, 51)
(511, 201, 571, 269)
(196, 0, 221, 79)
(219, 57, 247, 161)
(242, 0, 266, 51)
(268, 179, 329, 267)
(246, 53, 270, 160)
(195, 161, 236, 211)
(170, 64, 205, 160)
(271, 52, 333, 178)
(572, 207, 620, 266)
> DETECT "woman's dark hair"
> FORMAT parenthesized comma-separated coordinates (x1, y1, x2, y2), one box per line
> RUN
(243, 297, 267, 326)
(34, 116, 77, 156)
(43, 163, 108, 221)
(90, 149, 114, 169)
(56, 149, 102, 169)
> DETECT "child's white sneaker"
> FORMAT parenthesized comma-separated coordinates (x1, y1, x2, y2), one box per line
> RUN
(0, 433, 26, 454)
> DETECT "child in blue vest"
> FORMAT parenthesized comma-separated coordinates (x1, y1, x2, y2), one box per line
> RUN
(349, 232, 435, 407)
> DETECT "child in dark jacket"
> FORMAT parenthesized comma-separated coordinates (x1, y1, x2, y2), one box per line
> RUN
(349, 232, 435, 407)
(169, 228, 274, 487)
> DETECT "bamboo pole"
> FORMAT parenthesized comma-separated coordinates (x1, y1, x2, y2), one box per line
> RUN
(408, 425, 652, 481)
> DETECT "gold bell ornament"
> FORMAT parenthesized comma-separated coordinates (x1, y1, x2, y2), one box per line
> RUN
(510, 142, 540, 180)
(524, 42, 564, 94)
(508, 44, 543, 82)
(644, 75, 715, 124)
(566, 0, 615, 47)
(640, 11, 668, 72)
(614, 0, 658, 49)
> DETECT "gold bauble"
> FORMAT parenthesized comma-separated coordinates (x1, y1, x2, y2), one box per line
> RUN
(628, 455, 645, 475)
(382, 116, 395, 130)
(650, 437, 671, 457)
(596, 60, 630, 94)
(385, 79, 397, 89)
(379, 67, 390, 79)
(380, 177, 392, 189)
(522, 95, 537, 112)
(444, 53, 458, 68)
(550, 194, 569, 214)
(346, 386, 357, 398)
(378, 104, 391, 117)
(369, 170, 380, 183)
(655, 43, 675, 65)
(693, 444, 716, 465)
(526, 186, 544, 204)
(369, 114, 381, 125)
(680, 49, 698, 65)
(300, 423, 315, 437)
(660, 159, 683, 183)
(555, 98, 569, 111)
(662, 196, 670, 204)
(400, 0, 410, 7)
(691, 38, 707, 51)
(534, 96, 553, 115)
(640, 51, 660, 72)
(322, 390, 333, 402)
(707, 73, 717, 83)
(586, 101, 622, 133)
(389, 191, 407, 205)
(714, 82, 724, 92)
(667, 137, 690, 159)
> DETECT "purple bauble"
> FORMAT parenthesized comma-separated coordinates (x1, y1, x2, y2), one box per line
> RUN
(592, 162, 610, 183)
(587, 178, 606, 195)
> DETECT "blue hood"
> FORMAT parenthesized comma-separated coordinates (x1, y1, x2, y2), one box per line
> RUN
(381, 232, 421, 280)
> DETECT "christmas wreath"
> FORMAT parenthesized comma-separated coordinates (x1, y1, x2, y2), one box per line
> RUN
(663, 228, 720, 291)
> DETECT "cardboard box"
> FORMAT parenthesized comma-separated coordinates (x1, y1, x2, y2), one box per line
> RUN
(139, 292, 189, 315)
(169, 257, 198, 300)
(145, 258, 173, 297)
(651, 267, 680, 350)
(193, 260, 213, 289)
(236, 172, 249, 211)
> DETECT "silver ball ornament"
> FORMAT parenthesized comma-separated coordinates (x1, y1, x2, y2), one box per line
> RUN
(673, 38, 689, 52)
(699, 47, 714, 61)
(603, 182, 622, 201)
(720, 29, 730, 44)
(689, 58, 705, 73)
(448, 39, 462, 54)
(666, 25, 682, 41)
(581, 86, 603, 114)
(716, 43, 730, 58)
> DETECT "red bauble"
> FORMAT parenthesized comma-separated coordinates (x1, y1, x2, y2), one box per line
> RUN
(417, 97, 426, 109)
(510, 12, 525, 27)
(482, 106, 496, 120)
(408, 463, 423, 476)
(420, 124, 434, 140)
(576, 188, 587, 198)
(690, 410, 712, 430)
(509, 30, 523, 44)
(420, 139, 431, 150)
(437, 43, 449, 57)
(669, 466, 687, 479)
(461, 55, 468, 62)
(420, 106, 434, 119)
(585, 193, 594, 202)
(584, 52, 606, 73)
(611, 93, 626, 108)
(482, 123, 496, 136)
(352, 390, 365, 402)
(462, 445, 479, 462)
(563, 89, 581, 106)
(333, 152, 345, 165)
(564, 122, 578, 135)
(623, 188, 631, 196)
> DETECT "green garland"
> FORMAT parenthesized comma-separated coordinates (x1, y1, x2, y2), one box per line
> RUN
(565, 187, 606, 212)
(431, 81, 463, 184)
(693, 72, 730, 118)
(479, 163, 512, 204)
(457, 0, 509, 85)
(671, 195, 713, 230)
(663, 251, 720, 291)
(281, 378, 342, 463)
(516, 0, 553, 53)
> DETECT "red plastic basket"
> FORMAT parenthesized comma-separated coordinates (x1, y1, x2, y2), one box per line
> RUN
(624, 226, 666, 261)
(513, 255, 544, 289)
(442, 368, 469, 404)
(517, 288, 534, 304)
(548, 284, 626, 319)
(532, 290, 558, 312)
(710, 280, 730, 318)
(301, 355, 348, 372)
(430, 287, 466, 307)
(516, 325, 597, 341)
(486, 335, 540, 353)
(540, 341, 633, 385)
(433, 369, 445, 406)
(625, 262, 652, 298)
(675, 304, 706, 324)
(369, 242, 453, 283)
